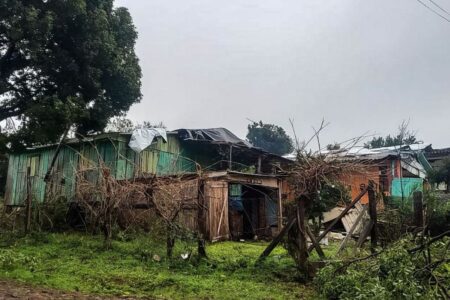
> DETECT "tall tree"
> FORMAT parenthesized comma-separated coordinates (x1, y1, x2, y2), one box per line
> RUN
(105, 117, 166, 132)
(0, 0, 142, 149)
(364, 121, 419, 149)
(246, 121, 294, 156)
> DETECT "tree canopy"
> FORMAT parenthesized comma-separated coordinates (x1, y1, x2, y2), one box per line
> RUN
(246, 121, 294, 156)
(429, 158, 450, 193)
(364, 122, 419, 149)
(0, 0, 142, 150)
(105, 117, 166, 133)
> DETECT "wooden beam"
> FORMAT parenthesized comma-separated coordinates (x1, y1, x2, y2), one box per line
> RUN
(257, 216, 297, 262)
(413, 191, 424, 228)
(277, 180, 283, 231)
(368, 181, 377, 252)
(306, 224, 325, 259)
(44, 128, 69, 182)
(297, 198, 308, 269)
(229, 145, 233, 170)
(337, 206, 367, 254)
(307, 186, 368, 253)
(257, 155, 262, 173)
(357, 220, 374, 248)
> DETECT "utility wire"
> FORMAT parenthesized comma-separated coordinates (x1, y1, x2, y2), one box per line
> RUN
(429, 0, 450, 15)
(415, 0, 450, 22)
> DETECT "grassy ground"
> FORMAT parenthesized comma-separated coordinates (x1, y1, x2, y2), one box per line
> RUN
(0, 232, 326, 299)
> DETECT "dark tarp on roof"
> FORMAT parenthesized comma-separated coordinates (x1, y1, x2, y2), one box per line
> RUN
(176, 128, 253, 148)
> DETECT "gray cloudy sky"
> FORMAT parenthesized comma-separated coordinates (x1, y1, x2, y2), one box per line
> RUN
(116, 0, 450, 148)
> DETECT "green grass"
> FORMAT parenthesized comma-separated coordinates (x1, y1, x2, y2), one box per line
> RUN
(0, 232, 319, 299)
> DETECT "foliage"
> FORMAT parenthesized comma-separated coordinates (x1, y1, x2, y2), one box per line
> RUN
(364, 121, 418, 149)
(105, 117, 135, 133)
(428, 158, 450, 192)
(0, 250, 37, 272)
(283, 137, 364, 274)
(425, 190, 450, 234)
(326, 143, 341, 150)
(246, 121, 294, 156)
(315, 237, 450, 299)
(0, 0, 142, 150)
(310, 182, 351, 220)
(0, 232, 316, 299)
(105, 117, 166, 133)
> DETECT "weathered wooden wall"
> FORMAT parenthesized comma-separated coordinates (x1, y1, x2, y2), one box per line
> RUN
(5, 134, 197, 206)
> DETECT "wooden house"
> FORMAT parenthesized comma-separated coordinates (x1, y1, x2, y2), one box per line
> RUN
(4, 128, 292, 241)
(331, 145, 431, 204)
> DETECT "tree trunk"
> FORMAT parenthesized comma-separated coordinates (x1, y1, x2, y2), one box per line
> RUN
(166, 225, 175, 258)
(197, 237, 207, 258)
(296, 198, 308, 272)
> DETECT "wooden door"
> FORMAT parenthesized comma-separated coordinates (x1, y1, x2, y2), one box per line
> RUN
(205, 181, 229, 241)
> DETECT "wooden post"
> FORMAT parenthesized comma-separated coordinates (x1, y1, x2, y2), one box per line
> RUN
(337, 206, 367, 254)
(257, 216, 296, 262)
(44, 127, 69, 182)
(257, 155, 262, 173)
(306, 224, 325, 259)
(229, 145, 233, 170)
(413, 191, 424, 227)
(25, 167, 32, 234)
(357, 220, 373, 248)
(307, 186, 368, 252)
(297, 197, 308, 270)
(368, 180, 377, 252)
(277, 180, 283, 232)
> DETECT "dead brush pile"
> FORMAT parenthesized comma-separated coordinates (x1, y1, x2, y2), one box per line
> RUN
(75, 162, 205, 255)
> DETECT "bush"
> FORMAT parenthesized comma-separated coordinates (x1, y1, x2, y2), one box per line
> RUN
(315, 237, 449, 299)
(0, 250, 38, 272)
(425, 191, 450, 234)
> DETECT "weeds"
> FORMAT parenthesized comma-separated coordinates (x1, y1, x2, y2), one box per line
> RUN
(0, 232, 316, 299)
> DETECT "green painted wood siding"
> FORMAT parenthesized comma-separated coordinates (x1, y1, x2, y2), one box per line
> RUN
(4, 134, 196, 206)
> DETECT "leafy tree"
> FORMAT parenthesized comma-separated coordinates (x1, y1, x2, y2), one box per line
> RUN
(105, 117, 135, 133)
(428, 158, 450, 193)
(105, 117, 166, 132)
(365, 122, 419, 149)
(326, 143, 341, 150)
(246, 121, 293, 156)
(0, 0, 142, 150)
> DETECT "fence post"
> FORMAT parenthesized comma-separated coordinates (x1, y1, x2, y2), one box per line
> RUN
(413, 191, 424, 227)
(368, 180, 377, 252)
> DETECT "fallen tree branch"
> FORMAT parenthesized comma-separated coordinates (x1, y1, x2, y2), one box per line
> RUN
(408, 231, 450, 253)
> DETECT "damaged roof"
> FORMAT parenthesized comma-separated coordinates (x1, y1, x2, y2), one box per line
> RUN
(175, 128, 253, 148)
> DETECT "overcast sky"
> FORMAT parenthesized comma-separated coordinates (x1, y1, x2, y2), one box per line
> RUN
(115, 0, 450, 148)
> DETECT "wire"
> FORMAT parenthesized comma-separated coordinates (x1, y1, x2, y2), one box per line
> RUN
(429, 0, 450, 15)
(414, 0, 450, 22)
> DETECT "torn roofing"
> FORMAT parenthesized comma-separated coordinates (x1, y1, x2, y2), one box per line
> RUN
(174, 128, 253, 148)
(23, 127, 290, 160)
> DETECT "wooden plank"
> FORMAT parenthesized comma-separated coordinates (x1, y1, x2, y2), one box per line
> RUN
(25, 167, 32, 233)
(4, 154, 16, 205)
(337, 206, 367, 253)
(357, 220, 373, 248)
(307, 186, 368, 253)
(205, 181, 229, 241)
(413, 191, 424, 227)
(368, 181, 377, 252)
(258, 216, 297, 262)
(306, 225, 325, 259)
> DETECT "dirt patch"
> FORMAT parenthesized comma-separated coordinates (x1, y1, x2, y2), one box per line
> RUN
(0, 280, 149, 299)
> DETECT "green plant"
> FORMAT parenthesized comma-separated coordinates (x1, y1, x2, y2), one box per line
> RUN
(425, 190, 450, 234)
(0, 250, 38, 272)
(315, 237, 449, 299)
